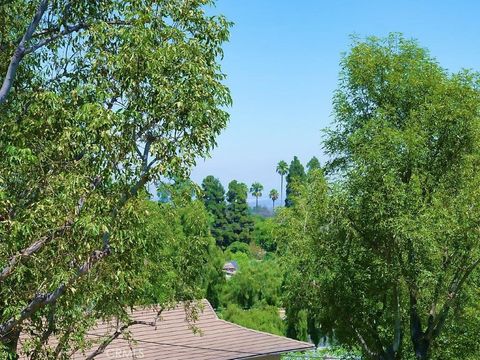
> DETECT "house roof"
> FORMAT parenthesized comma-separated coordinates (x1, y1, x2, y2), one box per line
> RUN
(73, 300, 313, 360)
(223, 261, 239, 270)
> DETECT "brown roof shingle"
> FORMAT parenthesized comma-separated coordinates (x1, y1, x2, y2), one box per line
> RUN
(72, 300, 313, 360)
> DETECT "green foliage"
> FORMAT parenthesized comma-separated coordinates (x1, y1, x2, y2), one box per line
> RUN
(306, 156, 321, 173)
(134, 199, 215, 306)
(220, 257, 283, 310)
(283, 348, 361, 360)
(285, 308, 308, 342)
(20, 197, 215, 358)
(0, 0, 231, 356)
(430, 277, 480, 360)
(224, 180, 254, 246)
(201, 241, 226, 309)
(281, 34, 480, 360)
(201, 175, 228, 247)
(221, 303, 285, 336)
(285, 156, 306, 207)
(225, 241, 251, 256)
(252, 215, 278, 252)
(224, 251, 251, 272)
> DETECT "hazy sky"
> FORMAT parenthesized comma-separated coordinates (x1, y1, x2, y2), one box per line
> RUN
(190, 0, 480, 205)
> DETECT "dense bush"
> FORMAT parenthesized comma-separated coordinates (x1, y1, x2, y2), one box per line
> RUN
(221, 304, 285, 336)
(220, 257, 283, 309)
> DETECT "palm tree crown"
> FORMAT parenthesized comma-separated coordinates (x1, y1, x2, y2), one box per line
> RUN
(276, 160, 288, 176)
(250, 182, 264, 209)
(276, 160, 288, 206)
(269, 189, 279, 210)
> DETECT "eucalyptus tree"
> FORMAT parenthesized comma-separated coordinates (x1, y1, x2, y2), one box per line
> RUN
(276, 160, 288, 206)
(269, 189, 279, 210)
(250, 182, 264, 210)
(281, 34, 480, 360)
(285, 156, 306, 207)
(0, 0, 231, 357)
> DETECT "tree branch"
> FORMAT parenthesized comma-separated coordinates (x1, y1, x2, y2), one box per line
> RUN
(85, 316, 162, 360)
(0, 0, 49, 105)
(25, 22, 88, 55)
(0, 176, 101, 283)
(0, 221, 73, 282)
(351, 323, 378, 358)
(428, 257, 480, 340)
(0, 244, 111, 340)
(0, 168, 153, 339)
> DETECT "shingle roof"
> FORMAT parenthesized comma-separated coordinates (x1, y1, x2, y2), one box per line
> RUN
(73, 300, 313, 360)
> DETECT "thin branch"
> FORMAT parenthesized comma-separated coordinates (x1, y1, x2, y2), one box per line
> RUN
(351, 323, 378, 358)
(53, 328, 73, 359)
(25, 22, 88, 55)
(85, 319, 160, 360)
(0, 0, 49, 105)
(0, 169, 153, 338)
(0, 176, 101, 283)
(0, 221, 73, 282)
(428, 257, 480, 340)
(0, 244, 111, 339)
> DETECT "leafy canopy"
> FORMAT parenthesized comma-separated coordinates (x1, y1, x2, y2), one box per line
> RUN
(282, 34, 480, 360)
(0, 0, 231, 356)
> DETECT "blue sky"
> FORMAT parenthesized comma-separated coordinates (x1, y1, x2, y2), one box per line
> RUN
(190, 0, 480, 205)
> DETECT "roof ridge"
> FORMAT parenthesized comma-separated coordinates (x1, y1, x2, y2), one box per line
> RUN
(201, 298, 218, 320)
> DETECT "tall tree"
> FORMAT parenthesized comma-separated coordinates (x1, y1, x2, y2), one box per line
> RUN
(285, 156, 306, 207)
(282, 34, 480, 360)
(0, 0, 231, 356)
(201, 176, 228, 247)
(269, 189, 279, 210)
(276, 161, 288, 206)
(250, 182, 264, 210)
(225, 180, 253, 246)
(306, 156, 321, 173)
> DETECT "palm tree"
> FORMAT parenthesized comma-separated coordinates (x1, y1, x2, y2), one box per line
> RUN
(269, 189, 279, 210)
(250, 182, 264, 210)
(276, 160, 288, 206)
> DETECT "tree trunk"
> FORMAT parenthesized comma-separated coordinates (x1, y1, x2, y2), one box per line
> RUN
(378, 352, 396, 360)
(280, 176, 284, 206)
(410, 292, 430, 360)
(255, 196, 258, 209)
(412, 335, 430, 360)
